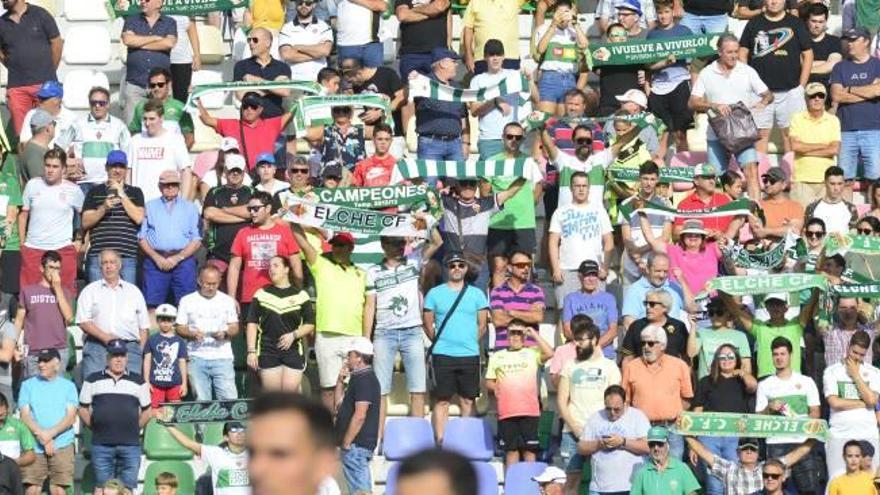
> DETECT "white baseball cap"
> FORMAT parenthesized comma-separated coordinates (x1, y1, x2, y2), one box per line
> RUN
(224, 154, 246, 171)
(532, 466, 566, 484)
(615, 89, 648, 109)
(220, 137, 240, 152)
(348, 337, 374, 356)
(155, 304, 178, 318)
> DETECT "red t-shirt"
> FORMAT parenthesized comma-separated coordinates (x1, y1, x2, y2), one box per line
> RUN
(675, 192, 733, 233)
(351, 154, 396, 187)
(230, 222, 300, 303)
(216, 117, 284, 171)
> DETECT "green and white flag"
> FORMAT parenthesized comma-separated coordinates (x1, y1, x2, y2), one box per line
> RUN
(312, 184, 436, 211)
(831, 283, 880, 298)
(393, 158, 543, 182)
(622, 198, 751, 221)
(675, 412, 828, 440)
(407, 71, 528, 103)
(586, 33, 722, 68)
(824, 234, 880, 257)
(608, 166, 695, 184)
(185, 80, 322, 110)
(108, 0, 247, 17)
(156, 399, 250, 424)
(280, 196, 431, 238)
(720, 231, 802, 270)
(290, 95, 392, 133)
(708, 273, 827, 296)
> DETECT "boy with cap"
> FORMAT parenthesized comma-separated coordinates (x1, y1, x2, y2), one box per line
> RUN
(166, 421, 250, 495)
(253, 152, 287, 196)
(630, 426, 700, 495)
(485, 319, 554, 466)
(531, 466, 566, 495)
(143, 304, 189, 408)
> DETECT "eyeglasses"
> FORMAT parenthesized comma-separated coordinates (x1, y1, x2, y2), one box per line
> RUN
(762, 472, 782, 480)
(761, 177, 778, 185)
(718, 353, 736, 361)
(574, 137, 593, 145)
(511, 262, 532, 269)
(247, 37, 260, 44)
(89, 100, 108, 107)
(809, 93, 826, 99)
(858, 228, 874, 235)
(297, 0, 316, 5)
(149, 81, 167, 89)
(289, 168, 310, 174)
(448, 262, 467, 269)
(247, 205, 266, 212)
(805, 230, 825, 239)
(641, 341, 659, 347)
(643, 300, 664, 308)
(504, 134, 524, 141)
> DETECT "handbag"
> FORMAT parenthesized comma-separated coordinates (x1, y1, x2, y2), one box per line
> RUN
(425, 284, 470, 389)
(708, 102, 759, 154)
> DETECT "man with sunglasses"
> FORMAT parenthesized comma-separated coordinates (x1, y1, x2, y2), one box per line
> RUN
(204, 153, 255, 280)
(788, 82, 841, 205)
(127, 67, 194, 150)
(628, 426, 696, 495)
(752, 459, 787, 495)
(752, 166, 803, 242)
(489, 249, 545, 350)
(120, 0, 177, 125)
(278, 0, 333, 81)
(166, 421, 250, 495)
(233, 27, 292, 119)
(803, 165, 859, 234)
(621, 289, 691, 364)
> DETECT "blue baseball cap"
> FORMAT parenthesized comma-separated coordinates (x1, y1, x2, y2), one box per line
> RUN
(36, 80, 63, 100)
(106, 150, 128, 167)
(256, 152, 276, 166)
(431, 47, 461, 63)
(615, 0, 643, 16)
(106, 339, 128, 356)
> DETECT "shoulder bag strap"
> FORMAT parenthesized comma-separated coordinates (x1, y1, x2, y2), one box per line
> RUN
(427, 284, 470, 356)
(239, 120, 250, 170)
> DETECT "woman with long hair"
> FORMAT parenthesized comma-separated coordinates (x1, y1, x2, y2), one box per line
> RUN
(245, 256, 314, 392)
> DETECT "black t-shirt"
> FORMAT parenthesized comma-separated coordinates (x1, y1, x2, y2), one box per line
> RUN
(203, 184, 254, 262)
(354, 67, 405, 135)
(394, 0, 448, 54)
(739, 14, 812, 91)
(683, 0, 731, 17)
(336, 368, 381, 449)
(808, 34, 842, 85)
(694, 375, 751, 413)
(598, 65, 640, 116)
(83, 184, 145, 259)
(0, 4, 60, 87)
(232, 57, 293, 118)
(621, 317, 690, 360)
(246, 285, 315, 349)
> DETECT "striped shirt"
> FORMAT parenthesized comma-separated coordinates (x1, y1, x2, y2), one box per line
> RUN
(56, 113, 131, 184)
(440, 195, 499, 258)
(82, 184, 145, 259)
(490, 280, 545, 349)
(79, 370, 150, 446)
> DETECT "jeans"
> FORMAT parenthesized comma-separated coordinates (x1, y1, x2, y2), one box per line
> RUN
(91, 444, 142, 489)
(538, 71, 577, 104)
(679, 13, 729, 34)
(399, 52, 434, 78)
(337, 42, 383, 68)
(86, 254, 138, 284)
(82, 338, 143, 380)
(698, 435, 738, 495)
(559, 431, 585, 473)
(478, 139, 503, 160)
(667, 430, 685, 461)
(839, 129, 880, 180)
(189, 357, 238, 400)
(373, 326, 426, 394)
(341, 445, 373, 494)
(706, 139, 758, 172)
(417, 136, 464, 161)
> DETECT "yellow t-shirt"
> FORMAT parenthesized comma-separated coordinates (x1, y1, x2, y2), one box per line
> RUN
(788, 110, 841, 184)
(309, 255, 366, 336)
(250, 0, 285, 31)
(827, 471, 875, 495)
(462, 0, 526, 60)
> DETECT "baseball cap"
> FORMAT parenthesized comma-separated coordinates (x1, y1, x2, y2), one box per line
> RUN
(106, 150, 128, 167)
(443, 250, 466, 265)
(680, 219, 707, 236)
(348, 336, 375, 356)
(29, 109, 55, 130)
(256, 152, 276, 166)
(578, 259, 600, 275)
(764, 293, 788, 305)
(483, 39, 505, 57)
(693, 163, 718, 178)
(762, 167, 788, 183)
(805, 82, 827, 97)
(615, 0, 643, 15)
(738, 437, 760, 450)
(432, 47, 461, 64)
(647, 426, 668, 443)
(224, 154, 246, 171)
(241, 92, 264, 108)
(615, 89, 648, 109)
(36, 348, 60, 362)
(155, 304, 178, 319)
(36, 80, 63, 100)
(321, 163, 344, 180)
(843, 26, 870, 40)
(531, 466, 567, 484)
(329, 232, 356, 245)
(158, 169, 181, 184)
(220, 137, 240, 152)
(106, 339, 128, 356)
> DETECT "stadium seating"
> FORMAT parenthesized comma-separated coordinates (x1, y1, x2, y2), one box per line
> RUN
(62, 26, 114, 66)
(144, 420, 196, 461)
(199, 422, 225, 446)
(503, 462, 547, 495)
(142, 461, 196, 495)
(383, 418, 434, 461)
(197, 24, 226, 66)
(442, 418, 494, 461)
(472, 462, 499, 495)
(63, 0, 111, 21)
(63, 70, 111, 111)
(383, 462, 400, 495)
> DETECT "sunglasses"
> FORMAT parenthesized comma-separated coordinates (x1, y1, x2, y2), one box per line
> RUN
(574, 137, 593, 145)
(228, 427, 246, 433)
(247, 37, 260, 44)
(157, 316, 175, 322)
(718, 353, 736, 361)
(858, 228, 874, 235)
(805, 230, 825, 238)
(641, 341, 659, 347)
(149, 81, 167, 89)
(324, 175, 342, 181)
(762, 472, 782, 480)
(297, 0, 316, 4)
(247, 205, 266, 212)
(643, 300, 664, 308)
(761, 177, 778, 185)
(739, 445, 759, 452)
(809, 93, 826, 99)
(511, 262, 532, 269)
(242, 103, 260, 110)
(648, 441, 666, 448)
(448, 262, 467, 269)
(289, 168, 310, 174)
(89, 100, 108, 107)
(504, 134, 524, 141)
(227, 168, 243, 174)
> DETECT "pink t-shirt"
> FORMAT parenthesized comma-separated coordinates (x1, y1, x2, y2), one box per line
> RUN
(549, 342, 577, 376)
(667, 242, 720, 295)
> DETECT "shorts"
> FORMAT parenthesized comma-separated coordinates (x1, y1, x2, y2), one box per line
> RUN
(706, 139, 758, 171)
(839, 129, 880, 180)
(431, 354, 480, 400)
(150, 384, 183, 409)
(487, 228, 537, 257)
(315, 333, 360, 388)
(647, 80, 694, 132)
(559, 431, 586, 472)
(0, 249, 21, 295)
(498, 416, 540, 452)
(538, 71, 577, 104)
(23, 445, 75, 487)
(752, 85, 805, 130)
(258, 344, 306, 371)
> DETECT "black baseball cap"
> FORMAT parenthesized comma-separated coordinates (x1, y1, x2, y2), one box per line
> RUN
(223, 421, 246, 434)
(578, 259, 600, 275)
(443, 251, 466, 265)
(36, 348, 60, 362)
(484, 39, 505, 57)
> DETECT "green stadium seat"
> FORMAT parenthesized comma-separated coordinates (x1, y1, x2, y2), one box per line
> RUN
(144, 420, 195, 461)
(199, 423, 225, 446)
(142, 461, 196, 495)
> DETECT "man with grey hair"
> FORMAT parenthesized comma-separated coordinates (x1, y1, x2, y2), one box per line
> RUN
(621, 288, 693, 364)
(20, 109, 56, 183)
(622, 324, 693, 460)
(621, 252, 685, 330)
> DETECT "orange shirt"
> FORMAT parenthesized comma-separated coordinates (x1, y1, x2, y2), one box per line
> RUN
(622, 354, 693, 422)
(760, 197, 804, 232)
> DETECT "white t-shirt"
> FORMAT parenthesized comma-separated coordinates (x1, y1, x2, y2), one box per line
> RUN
(22, 179, 84, 250)
(470, 69, 519, 140)
(691, 61, 769, 140)
(555, 150, 612, 212)
(561, 356, 621, 433)
(175, 291, 239, 360)
(278, 18, 334, 80)
(755, 373, 820, 444)
(548, 202, 613, 270)
(255, 180, 289, 196)
(335, 0, 376, 46)
(582, 406, 650, 493)
(535, 24, 579, 73)
(823, 361, 880, 439)
(810, 200, 852, 235)
(129, 131, 190, 202)
(201, 445, 250, 495)
(20, 107, 77, 148)
(170, 16, 194, 64)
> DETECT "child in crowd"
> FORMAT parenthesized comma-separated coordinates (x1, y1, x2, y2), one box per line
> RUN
(154, 472, 179, 495)
(143, 304, 189, 408)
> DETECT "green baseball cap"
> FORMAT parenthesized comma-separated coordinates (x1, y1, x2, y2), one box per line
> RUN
(693, 163, 718, 178)
(647, 426, 669, 443)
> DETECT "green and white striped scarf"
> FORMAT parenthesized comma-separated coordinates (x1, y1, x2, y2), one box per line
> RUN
(824, 234, 880, 257)
(108, 0, 247, 18)
(621, 198, 751, 221)
(290, 95, 392, 133)
(608, 166, 695, 184)
(184, 80, 322, 110)
(407, 72, 529, 102)
(392, 158, 543, 183)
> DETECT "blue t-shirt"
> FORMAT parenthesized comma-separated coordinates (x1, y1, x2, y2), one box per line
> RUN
(621, 277, 685, 320)
(829, 57, 880, 131)
(562, 290, 619, 358)
(646, 24, 693, 93)
(424, 284, 488, 357)
(144, 333, 189, 386)
(18, 375, 78, 453)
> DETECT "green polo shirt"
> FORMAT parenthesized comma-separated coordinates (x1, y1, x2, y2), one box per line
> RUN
(0, 416, 35, 459)
(0, 155, 22, 251)
(487, 152, 537, 230)
(752, 319, 803, 379)
(630, 458, 700, 495)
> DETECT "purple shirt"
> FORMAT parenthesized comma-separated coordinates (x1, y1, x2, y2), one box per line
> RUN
(490, 280, 545, 349)
(19, 284, 71, 351)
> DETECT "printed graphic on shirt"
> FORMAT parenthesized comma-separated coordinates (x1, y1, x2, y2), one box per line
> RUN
(153, 340, 182, 383)
(752, 28, 794, 58)
(216, 467, 249, 488)
(136, 147, 166, 160)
